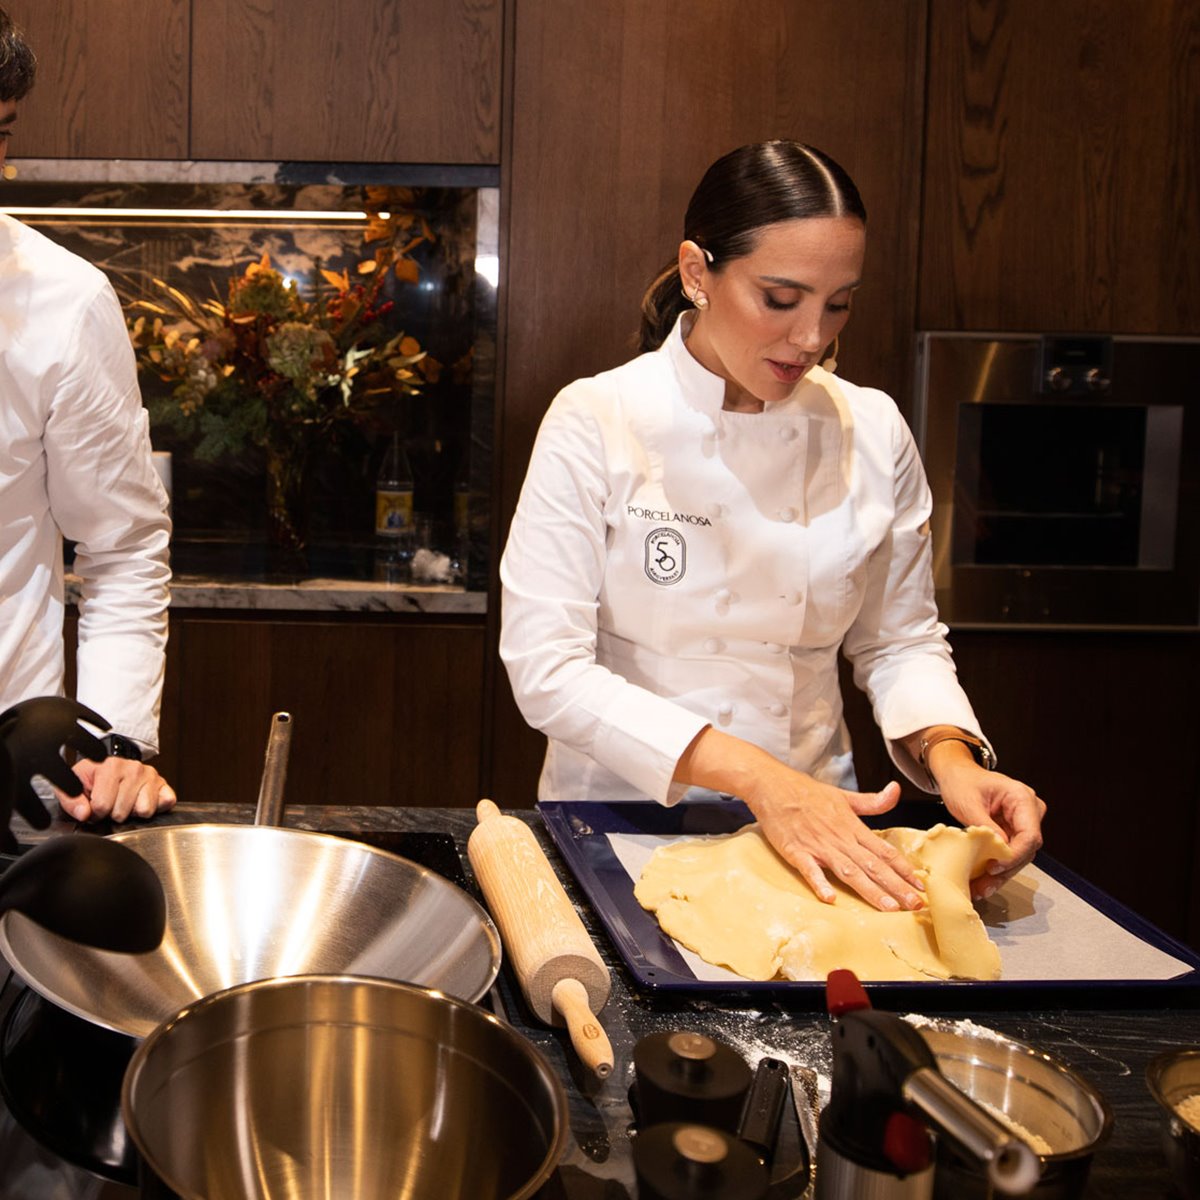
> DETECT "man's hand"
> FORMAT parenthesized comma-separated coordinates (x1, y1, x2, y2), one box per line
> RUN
(60, 757, 177, 823)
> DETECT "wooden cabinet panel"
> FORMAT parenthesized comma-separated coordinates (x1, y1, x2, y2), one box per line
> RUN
(488, 0, 929, 808)
(167, 614, 486, 809)
(190, 0, 501, 163)
(920, 0, 1200, 332)
(66, 613, 486, 811)
(4, 0, 189, 159)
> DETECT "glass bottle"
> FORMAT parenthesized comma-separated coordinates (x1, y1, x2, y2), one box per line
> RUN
(375, 433, 414, 579)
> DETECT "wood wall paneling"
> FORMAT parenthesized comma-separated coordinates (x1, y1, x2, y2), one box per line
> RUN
(488, 0, 929, 806)
(189, 0, 501, 163)
(6, 0, 190, 158)
(920, 0, 1200, 332)
(170, 615, 486, 809)
(842, 631, 1200, 948)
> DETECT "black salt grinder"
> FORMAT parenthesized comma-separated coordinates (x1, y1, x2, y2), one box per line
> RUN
(632, 1031, 753, 1133)
(633, 1123, 769, 1200)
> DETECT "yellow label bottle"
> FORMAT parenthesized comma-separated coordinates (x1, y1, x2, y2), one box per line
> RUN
(375, 433, 414, 538)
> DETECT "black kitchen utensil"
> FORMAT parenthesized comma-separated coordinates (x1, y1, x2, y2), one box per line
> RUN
(0, 835, 167, 954)
(0, 694, 163, 954)
(738, 1056, 790, 1169)
(633, 1031, 753, 1133)
(633, 1123, 769, 1200)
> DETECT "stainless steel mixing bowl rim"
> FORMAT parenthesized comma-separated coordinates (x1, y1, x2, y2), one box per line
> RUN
(0, 822, 504, 1031)
(121, 973, 572, 1200)
(112, 822, 505, 1002)
(1146, 1046, 1200, 1109)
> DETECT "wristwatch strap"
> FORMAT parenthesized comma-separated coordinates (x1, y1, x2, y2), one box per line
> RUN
(100, 732, 144, 762)
(918, 729, 994, 790)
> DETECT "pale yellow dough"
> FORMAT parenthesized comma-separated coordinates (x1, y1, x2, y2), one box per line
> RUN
(634, 823, 1014, 982)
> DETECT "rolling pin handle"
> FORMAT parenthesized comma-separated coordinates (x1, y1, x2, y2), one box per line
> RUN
(476, 798, 502, 824)
(552, 977, 614, 1080)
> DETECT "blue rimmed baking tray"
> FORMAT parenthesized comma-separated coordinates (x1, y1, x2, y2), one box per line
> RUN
(537, 799, 1200, 1010)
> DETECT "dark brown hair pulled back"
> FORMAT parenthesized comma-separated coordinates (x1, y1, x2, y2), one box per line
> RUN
(638, 141, 866, 352)
(0, 7, 35, 103)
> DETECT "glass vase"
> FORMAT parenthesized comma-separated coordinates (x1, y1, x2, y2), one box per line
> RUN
(264, 437, 312, 560)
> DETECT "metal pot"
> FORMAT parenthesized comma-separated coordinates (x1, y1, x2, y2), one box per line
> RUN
(122, 974, 570, 1200)
(916, 1021, 1112, 1200)
(0, 714, 501, 1036)
(1146, 1047, 1200, 1199)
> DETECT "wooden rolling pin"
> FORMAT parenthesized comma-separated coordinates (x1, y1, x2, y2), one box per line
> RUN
(468, 798, 614, 1078)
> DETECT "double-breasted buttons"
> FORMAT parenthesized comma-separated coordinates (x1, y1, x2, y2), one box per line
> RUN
(779, 426, 799, 442)
(717, 702, 733, 724)
(778, 506, 798, 523)
(703, 637, 723, 654)
(769, 702, 788, 718)
(784, 589, 803, 607)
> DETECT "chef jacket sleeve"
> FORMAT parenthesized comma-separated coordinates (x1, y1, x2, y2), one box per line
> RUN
(500, 383, 710, 804)
(840, 403, 993, 791)
(43, 280, 171, 756)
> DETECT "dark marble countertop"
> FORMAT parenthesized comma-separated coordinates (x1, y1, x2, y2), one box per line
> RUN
(7, 802, 1199, 1198)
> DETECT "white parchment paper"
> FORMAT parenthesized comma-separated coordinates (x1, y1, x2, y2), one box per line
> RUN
(607, 830, 1194, 984)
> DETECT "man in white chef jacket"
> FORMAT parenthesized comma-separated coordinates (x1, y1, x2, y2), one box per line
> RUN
(0, 8, 175, 825)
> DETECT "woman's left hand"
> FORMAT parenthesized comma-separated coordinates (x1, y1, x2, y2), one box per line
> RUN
(935, 759, 1046, 899)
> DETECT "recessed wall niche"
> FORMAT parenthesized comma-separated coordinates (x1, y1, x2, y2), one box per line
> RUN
(3, 168, 497, 588)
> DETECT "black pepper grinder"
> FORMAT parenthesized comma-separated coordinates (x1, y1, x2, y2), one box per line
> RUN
(633, 1123, 768, 1200)
(633, 1032, 753, 1133)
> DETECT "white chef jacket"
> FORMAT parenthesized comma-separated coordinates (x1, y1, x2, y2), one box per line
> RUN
(500, 313, 988, 805)
(0, 214, 170, 754)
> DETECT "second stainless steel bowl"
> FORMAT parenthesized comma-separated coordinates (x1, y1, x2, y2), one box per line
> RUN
(915, 1020, 1112, 1200)
(122, 974, 570, 1200)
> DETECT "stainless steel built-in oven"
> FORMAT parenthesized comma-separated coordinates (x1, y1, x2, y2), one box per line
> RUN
(913, 333, 1200, 627)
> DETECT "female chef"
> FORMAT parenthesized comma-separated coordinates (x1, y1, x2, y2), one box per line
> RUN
(500, 141, 1045, 912)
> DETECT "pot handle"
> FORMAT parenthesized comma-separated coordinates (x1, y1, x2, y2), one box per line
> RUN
(254, 712, 293, 827)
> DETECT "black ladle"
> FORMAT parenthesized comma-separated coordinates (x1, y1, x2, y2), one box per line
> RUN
(0, 696, 167, 953)
(0, 836, 166, 954)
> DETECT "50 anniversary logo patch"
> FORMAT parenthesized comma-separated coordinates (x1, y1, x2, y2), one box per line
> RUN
(645, 527, 685, 585)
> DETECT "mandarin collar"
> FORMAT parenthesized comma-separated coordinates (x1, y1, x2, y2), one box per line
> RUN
(661, 311, 823, 415)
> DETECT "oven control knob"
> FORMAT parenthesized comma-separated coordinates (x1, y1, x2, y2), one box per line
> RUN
(1045, 367, 1071, 392)
(1085, 368, 1111, 392)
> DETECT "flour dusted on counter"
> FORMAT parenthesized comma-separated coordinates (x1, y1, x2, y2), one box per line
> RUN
(633, 823, 1012, 983)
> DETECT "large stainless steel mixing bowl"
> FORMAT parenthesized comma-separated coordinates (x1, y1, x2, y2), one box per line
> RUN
(122, 974, 570, 1200)
(0, 824, 501, 1036)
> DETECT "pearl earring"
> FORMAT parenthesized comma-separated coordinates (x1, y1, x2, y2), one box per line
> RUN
(822, 336, 839, 373)
(693, 292, 709, 310)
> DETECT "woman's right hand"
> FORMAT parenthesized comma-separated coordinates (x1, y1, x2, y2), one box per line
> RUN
(743, 766, 926, 911)
(674, 727, 925, 912)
